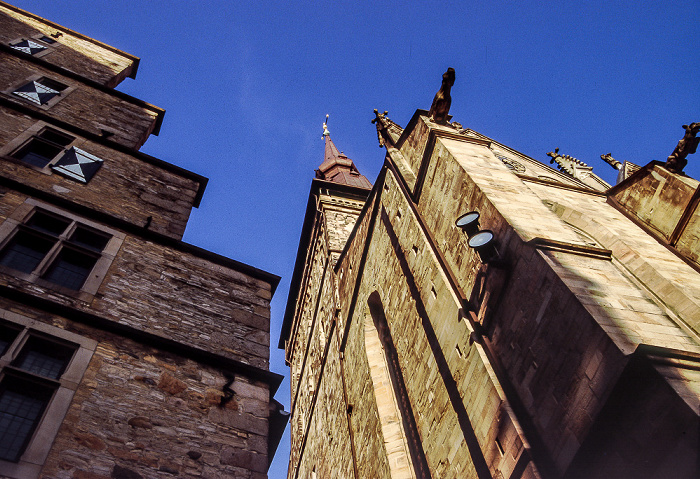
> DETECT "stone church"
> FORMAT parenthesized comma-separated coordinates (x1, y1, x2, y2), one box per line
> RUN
(281, 71, 700, 477)
(0, 2, 286, 478)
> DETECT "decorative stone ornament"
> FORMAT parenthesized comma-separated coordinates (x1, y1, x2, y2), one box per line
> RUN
(429, 68, 455, 124)
(666, 122, 700, 174)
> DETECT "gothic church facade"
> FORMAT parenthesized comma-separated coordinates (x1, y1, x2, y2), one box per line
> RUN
(282, 80, 700, 477)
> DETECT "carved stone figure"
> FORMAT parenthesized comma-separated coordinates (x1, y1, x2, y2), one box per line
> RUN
(429, 68, 455, 124)
(601, 153, 622, 171)
(666, 122, 700, 174)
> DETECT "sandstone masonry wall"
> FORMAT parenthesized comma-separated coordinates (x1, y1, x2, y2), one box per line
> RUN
(0, 298, 272, 479)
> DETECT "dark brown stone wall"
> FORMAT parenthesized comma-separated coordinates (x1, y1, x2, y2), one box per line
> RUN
(94, 235, 272, 369)
(0, 191, 271, 369)
(0, 108, 199, 239)
(0, 52, 159, 149)
(0, 298, 271, 479)
(0, 12, 135, 87)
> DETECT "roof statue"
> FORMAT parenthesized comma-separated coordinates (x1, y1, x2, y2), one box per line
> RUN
(429, 67, 455, 124)
(372, 109, 404, 148)
(547, 147, 593, 180)
(315, 115, 372, 189)
(601, 153, 622, 171)
(665, 122, 700, 174)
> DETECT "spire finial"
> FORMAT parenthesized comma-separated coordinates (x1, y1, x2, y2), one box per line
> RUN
(322, 114, 330, 139)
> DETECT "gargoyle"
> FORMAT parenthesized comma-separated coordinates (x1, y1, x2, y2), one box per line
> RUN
(429, 68, 455, 124)
(666, 122, 700, 174)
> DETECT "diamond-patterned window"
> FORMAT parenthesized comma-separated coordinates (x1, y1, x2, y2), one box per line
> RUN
(10, 127, 103, 182)
(52, 147, 104, 183)
(12, 78, 66, 106)
(9, 39, 47, 56)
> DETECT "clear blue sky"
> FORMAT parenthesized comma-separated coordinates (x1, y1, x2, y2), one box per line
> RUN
(10, 1, 700, 477)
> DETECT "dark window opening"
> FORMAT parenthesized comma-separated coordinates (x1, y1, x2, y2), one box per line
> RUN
(69, 227, 109, 252)
(0, 318, 87, 469)
(0, 209, 111, 291)
(0, 325, 20, 357)
(0, 375, 53, 462)
(12, 336, 74, 380)
(0, 231, 54, 274)
(42, 247, 98, 290)
(37, 129, 73, 147)
(11, 139, 62, 168)
(26, 211, 70, 236)
(10, 128, 75, 168)
(38, 36, 56, 44)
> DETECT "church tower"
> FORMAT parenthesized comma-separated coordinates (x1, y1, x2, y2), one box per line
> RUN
(280, 118, 371, 478)
(282, 70, 700, 478)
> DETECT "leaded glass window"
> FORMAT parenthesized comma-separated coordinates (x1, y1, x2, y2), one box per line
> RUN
(0, 325, 78, 463)
(0, 210, 111, 291)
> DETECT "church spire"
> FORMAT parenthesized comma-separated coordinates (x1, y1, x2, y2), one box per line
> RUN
(315, 115, 372, 189)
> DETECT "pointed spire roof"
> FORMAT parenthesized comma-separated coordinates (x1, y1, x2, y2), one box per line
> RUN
(315, 116, 372, 189)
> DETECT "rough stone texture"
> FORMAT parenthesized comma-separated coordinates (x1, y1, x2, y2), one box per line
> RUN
(0, 107, 200, 239)
(284, 113, 700, 478)
(0, 298, 271, 479)
(0, 199, 272, 367)
(0, 8, 281, 479)
(611, 164, 700, 270)
(0, 52, 160, 149)
(0, 6, 136, 87)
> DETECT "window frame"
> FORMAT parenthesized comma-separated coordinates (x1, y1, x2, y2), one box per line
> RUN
(0, 311, 96, 479)
(0, 122, 103, 183)
(0, 199, 125, 300)
(5, 75, 76, 110)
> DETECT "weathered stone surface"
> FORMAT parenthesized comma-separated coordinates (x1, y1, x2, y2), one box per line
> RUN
(187, 451, 202, 461)
(74, 431, 106, 451)
(127, 417, 153, 429)
(0, 53, 159, 149)
(0, 7, 136, 86)
(221, 447, 267, 473)
(157, 372, 188, 395)
(0, 107, 199, 240)
(0, 7, 280, 479)
(285, 113, 700, 478)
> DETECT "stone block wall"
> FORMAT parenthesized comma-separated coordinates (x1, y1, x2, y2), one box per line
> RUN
(0, 110, 201, 239)
(0, 4, 137, 87)
(285, 187, 369, 478)
(0, 191, 272, 369)
(0, 52, 160, 149)
(289, 112, 700, 478)
(0, 297, 272, 479)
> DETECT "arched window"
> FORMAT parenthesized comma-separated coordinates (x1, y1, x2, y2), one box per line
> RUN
(365, 292, 430, 479)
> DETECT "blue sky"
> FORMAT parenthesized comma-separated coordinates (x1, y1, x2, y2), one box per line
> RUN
(10, 1, 700, 477)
